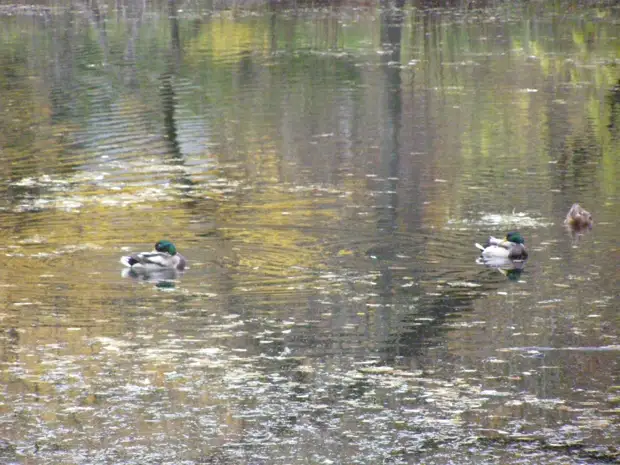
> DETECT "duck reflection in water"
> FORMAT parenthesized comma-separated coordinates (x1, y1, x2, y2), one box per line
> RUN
(121, 266, 181, 288)
(475, 255, 526, 281)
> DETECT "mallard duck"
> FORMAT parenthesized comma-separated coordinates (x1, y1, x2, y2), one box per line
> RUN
(120, 240, 187, 271)
(564, 203, 593, 229)
(475, 231, 528, 261)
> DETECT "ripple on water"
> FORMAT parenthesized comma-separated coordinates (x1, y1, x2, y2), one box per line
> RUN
(0, 4, 618, 464)
(5, 324, 612, 465)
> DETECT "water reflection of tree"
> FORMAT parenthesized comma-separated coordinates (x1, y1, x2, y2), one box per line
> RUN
(369, 0, 405, 362)
(161, 0, 182, 159)
(608, 79, 620, 138)
(552, 123, 601, 192)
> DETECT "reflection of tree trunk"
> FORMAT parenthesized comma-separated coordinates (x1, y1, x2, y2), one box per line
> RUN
(378, 4, 403, 235)
(161, 73, 181, 158)
(170, 0, 181, 55)
(50, 8, 76, 121)
(161, 0, 182, 159)
(269, 11, 277, 53)
(89, 0, 109, 65)
(373, 2, 404, 357)
(608, 80, 620, 136)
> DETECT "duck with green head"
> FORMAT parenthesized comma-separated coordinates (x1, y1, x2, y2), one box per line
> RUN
(475, 231, 528, 261)
(120, 240, 187, 271)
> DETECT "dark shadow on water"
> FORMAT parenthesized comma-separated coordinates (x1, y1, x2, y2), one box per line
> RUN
(376, 254, 528, 361)
(160, 71, 182, 159)
(552, 120, 602, 192)
(607, 79, 620, 137)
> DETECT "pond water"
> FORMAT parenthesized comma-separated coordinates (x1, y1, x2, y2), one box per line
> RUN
(0, 1, 619, 464)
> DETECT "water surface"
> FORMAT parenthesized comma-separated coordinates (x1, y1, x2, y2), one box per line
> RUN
(0, 2, 618, 464)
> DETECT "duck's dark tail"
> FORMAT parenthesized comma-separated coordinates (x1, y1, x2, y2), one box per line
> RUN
(120, 256, 139, 267)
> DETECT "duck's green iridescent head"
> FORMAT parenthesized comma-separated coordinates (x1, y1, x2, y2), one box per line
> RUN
(505, 232, 525, 244)
(155, 240, 177, 255)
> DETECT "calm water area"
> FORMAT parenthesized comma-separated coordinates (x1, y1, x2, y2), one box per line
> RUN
(0, 1, 619, 464)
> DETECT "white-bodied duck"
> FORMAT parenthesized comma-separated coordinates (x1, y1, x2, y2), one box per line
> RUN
(475, 231, 528, 261)
(120, 240, 187, 272)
